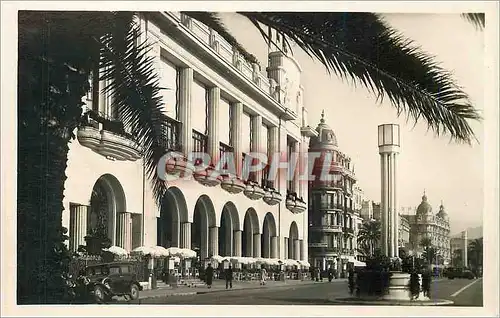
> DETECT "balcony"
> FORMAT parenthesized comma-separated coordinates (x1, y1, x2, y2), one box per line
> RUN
(191, 130, 221, 187)
(243, 180, 266, 200)
(343, 227, 355, 236)
(312, 179, 344, 190)
(262, 187, 283, 206)
(285, 191, 307, 214)
(77, 110, 141, 161)
(310, 225, 342, 233)
(308, 245, 341, 256)
(218, 142, 245, 194)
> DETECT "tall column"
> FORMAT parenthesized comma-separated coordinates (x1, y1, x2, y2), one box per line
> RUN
(299, 239, 304, 261)
(392, 153, 399, 258)
(284, 237, 289, 259)
(462, 231, 468, 268)
(271, 236, 278, 259)
(233, 230, 242, 257)
(293, 141, 300, 195)
(208, 87, 220, 165)
(179, 68, 193, 155)
(117, 212, 132, 251)
(171, 222, 180, 247)
(262, 233, 270, 258)
(69, 204, 89, 252)
(231, 103, 243, 177)
(268, 126, 278, 187)
(209, 226, 219, 257)
(253, 234, 262, 258)
(378, 124, 400, 258)
(181, 222, 191, 249)
(251, 115, 263, 183)
(278, 125, 288, 194)
(224, 226, 233, 256)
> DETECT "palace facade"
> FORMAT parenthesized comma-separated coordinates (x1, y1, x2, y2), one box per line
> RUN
(62, 12, 315, 265)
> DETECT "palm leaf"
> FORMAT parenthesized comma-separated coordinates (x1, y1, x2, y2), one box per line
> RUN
(98, 12, 169, 204)
(187, 12, 481, 144)
(461, 13, 485, 30)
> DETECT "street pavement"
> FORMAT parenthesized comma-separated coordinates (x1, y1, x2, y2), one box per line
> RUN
(125, 277, 482, 306)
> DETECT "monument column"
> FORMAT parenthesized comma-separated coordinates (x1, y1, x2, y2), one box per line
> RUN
(378, 124, 400, 258)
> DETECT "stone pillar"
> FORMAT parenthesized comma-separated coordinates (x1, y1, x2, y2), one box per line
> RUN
(179, 68, 193, 155)
(462, 231, 468, 268)
(299, 239, 304, 261)
(251, 115, 262, 183)
(271, 236, 278, 259)
(224, 225, 232, 256)
(208, 87, 220, 165)
(171, 222, 180, 247)
(69, 204, 88, 252)
(278, 125, 288, 194)
(262, 233, 270, 258)
(293, 141, 300, 195)
(209, 226, 219, 257)
(253, 234, 262, 258)
(231, 103, 243, 177)
(381, 153, 389, 256)
(392, 153, 399, 258)
(233, 230, 242, 257)
(293, 239, 300, 260)
(180, 222, 191, 249)
(117, 212, 132, 251)
(268, 126, 278, 187)
(284, 237, 289, 259)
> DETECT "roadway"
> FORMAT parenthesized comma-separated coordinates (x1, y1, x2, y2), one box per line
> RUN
(131, 277, 483, 306)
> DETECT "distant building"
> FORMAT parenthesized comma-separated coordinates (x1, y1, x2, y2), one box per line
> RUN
(398, 214, 411, 249)
(353, 185, 364, 212)
(450, 230, 468, 268)
(372, 202, 381, 221)
(401, 192, 451, 266)
(360, 200, 374, 221)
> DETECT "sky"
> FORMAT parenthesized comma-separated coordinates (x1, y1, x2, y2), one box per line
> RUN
(219, 13, 485, 235)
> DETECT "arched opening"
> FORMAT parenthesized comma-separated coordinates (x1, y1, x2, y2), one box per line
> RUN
(157, 187, 188, 248)
(218, 202, 240, 257)
(288, 221, 299, 260)
(242, 208, 259, 257)
(192, 195, 216, 261)
(261, 213, 277, 258)
(87, 174, 126, 250)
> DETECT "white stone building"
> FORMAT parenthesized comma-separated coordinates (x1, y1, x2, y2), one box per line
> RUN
(62, 12, 314, 265)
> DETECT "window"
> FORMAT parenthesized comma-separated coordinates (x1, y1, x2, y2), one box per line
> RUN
(287, 137, 296, 192)
(121, 266, 131, 274)
(109, 266, 120, 275)
(192, 79, 207, 134)
(158, 57, 179, 119)
(219, 97, 231, 145)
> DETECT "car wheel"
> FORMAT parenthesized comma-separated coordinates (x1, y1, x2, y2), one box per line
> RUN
(129, 284, 140, 300)
(94, 285, 106, 304)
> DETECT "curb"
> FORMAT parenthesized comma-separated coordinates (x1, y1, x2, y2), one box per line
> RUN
(139, 279, 347, 300)
(331, 297, 454, 306)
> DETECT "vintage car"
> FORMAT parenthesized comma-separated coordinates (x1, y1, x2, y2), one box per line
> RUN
(84, 262, 143, 303)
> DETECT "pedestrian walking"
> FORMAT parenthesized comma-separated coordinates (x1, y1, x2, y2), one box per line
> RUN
(205, 263, 214, 289)
(225, 265, 233, 289)
(260, 265, 267, 285)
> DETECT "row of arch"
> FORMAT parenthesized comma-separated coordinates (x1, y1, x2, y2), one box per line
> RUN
(159, 186, 301, 260)
(76, 175, 302, 261)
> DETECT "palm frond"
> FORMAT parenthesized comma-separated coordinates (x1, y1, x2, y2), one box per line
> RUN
(182, 11, 259, 64)
(461, 13, 485, 30)
(196, 12, 480, 144)
(98, 12, 169, 204)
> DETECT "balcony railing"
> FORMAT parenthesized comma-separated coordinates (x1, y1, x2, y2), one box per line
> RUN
(219, 142, 233, 169)
(192, 129, 208, 165)
(162, 116, 182, 152)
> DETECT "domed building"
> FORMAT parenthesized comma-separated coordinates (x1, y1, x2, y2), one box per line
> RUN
(403, 192, 451, 266)
(307, 111, 359, 277)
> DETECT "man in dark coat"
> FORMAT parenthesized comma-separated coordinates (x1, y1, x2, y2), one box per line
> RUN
(205, 263, 214, 288)
(225, 265, 233, 289)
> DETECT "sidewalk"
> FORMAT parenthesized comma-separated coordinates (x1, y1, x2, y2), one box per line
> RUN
(138, 278, 348, 300)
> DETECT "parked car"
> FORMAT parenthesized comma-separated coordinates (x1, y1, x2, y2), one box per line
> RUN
(83, 262, 143, 303)
(445, 267, 476, 280)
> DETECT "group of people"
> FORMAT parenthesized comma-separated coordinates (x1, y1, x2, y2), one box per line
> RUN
(204, 263, 268, 289)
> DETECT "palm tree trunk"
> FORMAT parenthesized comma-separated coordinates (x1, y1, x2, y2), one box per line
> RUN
(17, 47, 89, 303)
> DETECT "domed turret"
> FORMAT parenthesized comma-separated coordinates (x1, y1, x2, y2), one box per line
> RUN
(416, 191, 432, 217)
(309, 110, 338, 151)
(437, 201, 447, 219)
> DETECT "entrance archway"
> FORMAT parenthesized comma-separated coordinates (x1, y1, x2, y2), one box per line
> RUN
(218, 202, 240, 257)
(157, 186, 188, 248)
(88, 174, 126, 248)
(192, 195, 216, 261)
(288, 221, 299, 260)
(261, 213, 277, 258)
(242, 208, 259, 257)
